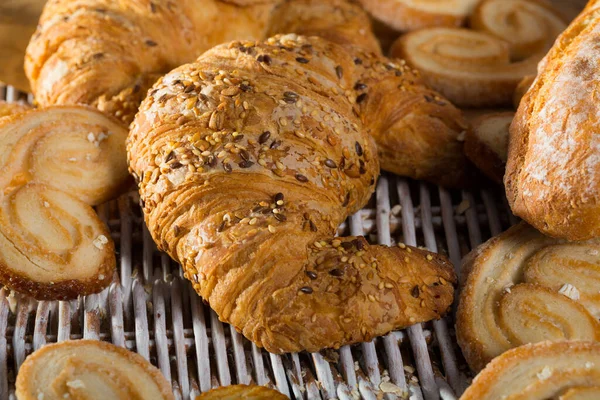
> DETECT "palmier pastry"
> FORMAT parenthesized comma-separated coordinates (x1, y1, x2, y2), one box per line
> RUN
(16, 340, 174, 400)
(390, 0, 566, 107)
(461, 341, 600, 400)
(0, 106, 128, 299)
(457, 222, 600, 372)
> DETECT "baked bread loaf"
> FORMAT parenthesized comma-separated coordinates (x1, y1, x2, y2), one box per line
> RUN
(460, 341, 600, 400)
(390, 0, 566, 107)
(0, 106, 128, 299)
(16, 340, 174, 400)
(358, 0, 480, 32)
(196, 385, 287, 399)
(128, 34, 457, 354)
(457, 222, 600, 372)
(505, 0, 600, 240)
(464, 111, 514, 183)
(0, 100, 31, 119)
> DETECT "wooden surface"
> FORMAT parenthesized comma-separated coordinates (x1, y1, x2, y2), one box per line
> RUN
(0, 0, 590, 93)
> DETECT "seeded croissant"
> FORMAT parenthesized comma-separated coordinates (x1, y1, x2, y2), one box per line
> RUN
(128, 34, 457, 353)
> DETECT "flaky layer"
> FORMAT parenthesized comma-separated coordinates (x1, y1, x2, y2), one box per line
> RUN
(16, 340, 174, 400)
(457, 222, 600, 372)
(128, 34, 457, 353)
(461, 341, 600, 400)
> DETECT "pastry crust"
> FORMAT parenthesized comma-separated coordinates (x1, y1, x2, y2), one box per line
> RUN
(0, 106, 128, 299)
(461, 341, 600, 400)
(128, 34, 457, 354)
(505, 0, 600, 240)
(457, 222, 600, 372)
(196, 385, 287, 399)
(15, 340, 174, 400)
(358, 0, 480, 32)
(389, 0, 566, 108)
(464, 111, 514, 183)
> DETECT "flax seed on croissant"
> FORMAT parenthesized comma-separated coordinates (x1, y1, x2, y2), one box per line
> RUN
(128, 34, 457, 354)
(457, 222, 600, 372)
(505, 0, 600, 241)
(390, 0, 566, 108)
(16, 340, 174, 400)
(0, 106, 128, 299)
(460, 341, 600, 400)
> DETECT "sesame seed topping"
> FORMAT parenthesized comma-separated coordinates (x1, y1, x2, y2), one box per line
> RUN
(300, 286, 313, 294)
(329, 269, 344, 277)
(296, 57, 309, 63)
(268, 225, 277, 233)
(274, 213, 287, 222)
(274, 192, 284, 202)
(426, 254, 433, 261)
(306, 271, 317, 280)
(335, 66, 343, 79)
(355, 142, 363, 156)
(368, 294, 376, 302)
(354, 82, 367, 90)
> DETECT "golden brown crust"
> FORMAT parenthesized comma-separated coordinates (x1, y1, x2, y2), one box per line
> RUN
(16, 340, 174, 400)
(0, 106, 128, 299)
(358, 0, 480, 32)
(196, 385, 287, 399)
(128, 34, 457, 354)
(505, 2, 600, 240)
(461, 341, 600, 400)
(464, 111, 514, 183)
(457, 222, 600, 372)
(389, 0, 566, 108)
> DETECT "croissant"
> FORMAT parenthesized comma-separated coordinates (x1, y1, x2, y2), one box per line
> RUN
(357, 0, 480, 32)
(0, 106, 129, 299)
(390, 0, 566, 107)
(15, 340, 174, 400)
(457, 222, 600, 372)
(505, 0, 600, 240)
(461, 341, 600, 400)
(196, 385, 287, 399)
(464, 111, 514, 183)
(128, 34, 457, 354)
